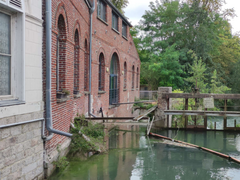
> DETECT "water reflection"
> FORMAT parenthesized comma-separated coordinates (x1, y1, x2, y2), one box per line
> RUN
(49, 126, 240, 180)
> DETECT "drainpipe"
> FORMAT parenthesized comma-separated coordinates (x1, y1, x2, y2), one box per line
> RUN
(45, 0, 72, 141)
(88, 0, 95, 117)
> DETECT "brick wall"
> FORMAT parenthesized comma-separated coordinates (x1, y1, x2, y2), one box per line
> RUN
(42, 0, 141, 174)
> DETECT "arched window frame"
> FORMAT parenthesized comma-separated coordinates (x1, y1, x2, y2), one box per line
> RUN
(56, 14, 67, 92)
(132, 65, 135, 89)
(123, 62, 127, 90)
(84, 39, 89, 91)
(73, 29, 80, 94)
(136, 67, 139, 89)
(109, 53, 119, 105)
(98, 53, 105, 91)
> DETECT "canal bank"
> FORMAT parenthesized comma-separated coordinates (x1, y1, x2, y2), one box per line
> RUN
(49, 125, 240, 180)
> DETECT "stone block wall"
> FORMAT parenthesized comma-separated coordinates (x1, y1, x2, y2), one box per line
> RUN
(154, 87, 172, 128)
(0, 117, 43, 180)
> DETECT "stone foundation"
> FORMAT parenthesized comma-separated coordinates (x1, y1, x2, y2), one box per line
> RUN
(0, 113, 44, 180)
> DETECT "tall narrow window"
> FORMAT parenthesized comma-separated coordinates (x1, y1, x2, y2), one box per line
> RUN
(123, 62, 127, 89)
(112, 12, 118, 31)
(98, 53, 105, 91)
(122, 21, 127, 38)
(136, 67, 139, 89)
(84, 39, 89, 91)
(109, 53, 119, 105)
(97, 0, 106, 21)
(74, 30, 80, 94)
(132, 65, 135, 89)
(0, 12, 11, 96)
(57, 15, 67, 91)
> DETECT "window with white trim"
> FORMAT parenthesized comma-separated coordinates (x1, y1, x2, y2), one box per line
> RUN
(0, 5, 24, 104)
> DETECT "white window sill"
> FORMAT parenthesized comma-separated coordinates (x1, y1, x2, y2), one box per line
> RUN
(0, 99, 25, 107)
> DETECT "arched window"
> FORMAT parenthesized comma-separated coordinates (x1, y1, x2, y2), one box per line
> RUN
(74, 29, 80, 94)
(98, 53, 105, 91)
(109, 53, 119, 105)
(84, 39, 89, 91)
(132, 65, 135, 89)
(57, 15, 66, 91)
(136, 67, 139, 89)
(124, 62, 127, 89)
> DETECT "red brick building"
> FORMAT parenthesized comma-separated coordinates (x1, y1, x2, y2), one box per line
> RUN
(42, 0, 140, 172)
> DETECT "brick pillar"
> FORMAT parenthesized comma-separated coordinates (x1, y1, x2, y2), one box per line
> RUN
(154, 87, 172, 128)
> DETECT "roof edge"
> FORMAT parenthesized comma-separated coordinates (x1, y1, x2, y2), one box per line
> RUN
(84, 0, 133, 27)
(104, 0, 132, 27)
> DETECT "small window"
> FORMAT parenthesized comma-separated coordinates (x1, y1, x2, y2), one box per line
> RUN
(122, 22, 127, 38)
(112, 12, 118, 31)
(97, 0, 106, 22)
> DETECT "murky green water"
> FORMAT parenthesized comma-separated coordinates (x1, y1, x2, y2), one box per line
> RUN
(50, 126, 240, 180)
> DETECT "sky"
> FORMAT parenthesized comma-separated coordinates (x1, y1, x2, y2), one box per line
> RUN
(124, 0, 240, 34)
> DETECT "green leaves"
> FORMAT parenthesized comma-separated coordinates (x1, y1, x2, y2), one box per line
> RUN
(131, 0, 239, 92)
(110, 0, 129, 14)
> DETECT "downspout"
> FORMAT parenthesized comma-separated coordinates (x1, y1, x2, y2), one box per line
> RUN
(88, 0, 95, 117)
(44, 0, 72, 141)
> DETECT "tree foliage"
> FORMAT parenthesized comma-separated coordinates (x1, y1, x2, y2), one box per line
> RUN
(110, 0, 129, 14)
(132, 0, 239, 92)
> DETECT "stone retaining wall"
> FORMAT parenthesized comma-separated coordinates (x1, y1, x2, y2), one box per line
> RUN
(0, 115, 44, 180)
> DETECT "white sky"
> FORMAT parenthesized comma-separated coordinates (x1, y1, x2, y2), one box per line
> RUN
(124, 0, 240, 34)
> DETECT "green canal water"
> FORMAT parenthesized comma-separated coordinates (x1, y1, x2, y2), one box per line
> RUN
(50, 125, 240, 180)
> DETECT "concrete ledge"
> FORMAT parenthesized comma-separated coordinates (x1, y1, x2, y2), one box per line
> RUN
(74, 93, 82, 98)
(98, 91, 106, 94)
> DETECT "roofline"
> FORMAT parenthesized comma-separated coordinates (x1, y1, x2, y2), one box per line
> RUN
(85, 0, 133, 27)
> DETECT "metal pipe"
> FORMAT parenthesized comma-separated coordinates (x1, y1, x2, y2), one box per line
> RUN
(88, 0, 95, 116)
(0, 118, 44, 129)
(90, 112, 97, 118)
(45, 0, 72, 141)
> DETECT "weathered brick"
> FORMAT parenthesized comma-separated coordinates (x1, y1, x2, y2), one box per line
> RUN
(2, 147, 12, 158)
(10, 126, 22, 136)
(4, 155, 16, 166)
(15, 113, 32, 123)
(2, 129, 10, 139)
(0, 166, 10, 178)
(0, 140, 6, 151)
(22, 162, 37, 174)
(11, 161, 23, 173)
(12, 144, 23, 154)
(33, 128, 41, 137)
(21, 124, 29, 133)
(17, 133, 27, 143)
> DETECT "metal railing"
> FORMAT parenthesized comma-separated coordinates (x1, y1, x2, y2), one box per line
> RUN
(140, 91, 158, 101)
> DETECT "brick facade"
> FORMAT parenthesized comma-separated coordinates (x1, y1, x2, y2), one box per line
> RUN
(42, 0, 140, 166)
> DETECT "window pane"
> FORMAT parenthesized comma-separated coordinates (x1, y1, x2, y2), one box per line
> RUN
(0, 12, 11, 54)
(122, 22, 127, 37)
(0, 55, 11, 95)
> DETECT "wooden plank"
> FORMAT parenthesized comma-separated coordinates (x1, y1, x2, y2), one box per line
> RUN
(164, 110, 240, 117)
(162, 93, 240, 99)
(113, 100, 156, 105)
(147, 116, 155, 136)
(133, 105, 157, 121)
(86, 117, 148, 120)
